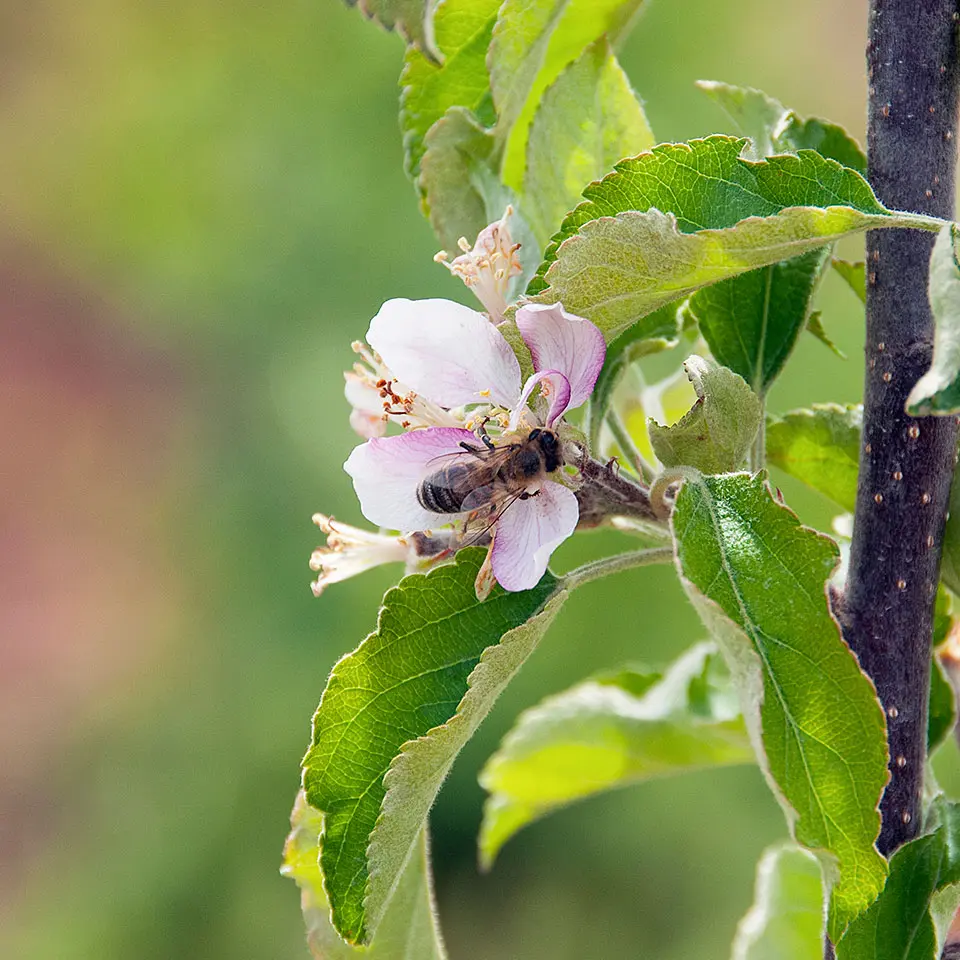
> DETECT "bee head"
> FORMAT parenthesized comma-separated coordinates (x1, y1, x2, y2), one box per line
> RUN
(531, 428, 562, 473)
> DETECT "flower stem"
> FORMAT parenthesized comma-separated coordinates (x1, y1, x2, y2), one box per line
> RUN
(563, 547, 674, 592)
(605, 411, 656, 482)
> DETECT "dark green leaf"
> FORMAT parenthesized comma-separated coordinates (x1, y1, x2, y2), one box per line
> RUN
(907, 224, 960, 415)
(478, 642, 752, 867)
(732, 843, 825, 960)
(524, 38, 653, 245)
(302, 548, 564, 943)
(766, 404, 862, 512)
(648, 356, 762, 474)
(672, 473, 888, 939)
(400, 0, 500, 181)
(687, 249, 830, 394)
(836, 799, 960, 960)
(281, 791, 447, 958)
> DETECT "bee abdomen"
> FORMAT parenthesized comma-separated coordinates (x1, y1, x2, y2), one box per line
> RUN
(417, 472, 468, 513)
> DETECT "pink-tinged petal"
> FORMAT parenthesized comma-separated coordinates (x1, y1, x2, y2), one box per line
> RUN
(515, 303, 606, 414)
(491, 481, 578, 591)
(508, 369, 571, 431)
(344, 427, 478, 531)
(344, 373, 387, 438)
(367, 298, 522, 409)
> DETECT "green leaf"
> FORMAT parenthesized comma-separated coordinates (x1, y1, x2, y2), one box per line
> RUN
(941, 465, 960, 597)
(419, 107, 498, 253)
(488, 0, 645, 191)
(281, 791, 447, 959)
(696, 81, 866, 174)
(527, 138, 934, 341)
(807, 310, 847, 359)
(524, 38, 654, 245)
(907, 224, 960, 415)
(766, 404, 862, 512)
(929, 658, 956, 754)
(836, 799, 960, 960)
(687, 248, 831, 394)
(672, 473, 888, 940)
(832, 259, 867, 303)
(302, 548, 565, 943)
(345, 0, 438, 59)
(478, 641, 752, 868)
(400, 0, 501, 181)
(585, 300, 682, 443)
(648, 356, 762, 474)
(732, 843, 825, 960)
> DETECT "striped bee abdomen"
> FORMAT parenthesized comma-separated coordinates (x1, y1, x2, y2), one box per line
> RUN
(417, 462, 473, 513)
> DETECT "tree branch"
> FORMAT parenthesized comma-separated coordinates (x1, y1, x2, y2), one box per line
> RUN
(842, 0, 960, 862)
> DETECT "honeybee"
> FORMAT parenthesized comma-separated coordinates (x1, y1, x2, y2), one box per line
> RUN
(417, 427, 564, 519)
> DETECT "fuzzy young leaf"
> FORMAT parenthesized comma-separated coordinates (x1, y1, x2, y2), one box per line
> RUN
(478, 642, 752, 867)
(672, 473, 888, 940)
(832, 259, 867, 303)
(302, 548, 564, 943)
(766, 404, 862, 512)
(346, 0, 438, 58)
(836, 800, 960, 960)
(732, 843, 825, 960)
(907, 224, 960, 415)
(687, 248, 830, 394)
(282, 792, 446, 959)
(528, 139, 933, 342)
(400, 0, 500, 181)
(488, 0, 645, 190)
(585, 300, 682, 443)
(524, 39, 653, 245)
(648, 356, 761, 474)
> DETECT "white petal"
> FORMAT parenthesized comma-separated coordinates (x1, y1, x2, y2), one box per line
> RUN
(343, 427, 478, 531)
(515, 303, 606, 414)
(491, 481, 578, 591)
(367, 298, 522, 409)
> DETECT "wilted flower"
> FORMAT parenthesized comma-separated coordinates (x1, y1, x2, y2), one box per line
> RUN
(343, 300, 606, 591)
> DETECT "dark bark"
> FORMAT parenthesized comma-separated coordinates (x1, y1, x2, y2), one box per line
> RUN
(842, 0, 960, 864)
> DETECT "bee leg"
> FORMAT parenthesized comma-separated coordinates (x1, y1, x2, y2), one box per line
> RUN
(460, 441, 481, 452)
(476, 418, 496, 450)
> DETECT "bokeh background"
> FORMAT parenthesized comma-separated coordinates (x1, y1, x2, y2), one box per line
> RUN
(5, 1, 960, 958)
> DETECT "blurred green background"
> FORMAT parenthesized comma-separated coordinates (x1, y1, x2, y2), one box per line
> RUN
(5, 1, 959, 958)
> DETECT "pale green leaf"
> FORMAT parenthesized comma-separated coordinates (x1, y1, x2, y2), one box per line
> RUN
(930, 657, 957, 754)
(524, 38, 654, 245)
(672, 473, 888, 940)
(832, 259, 866, 303)
(345, 0, 438, 58)
(585, 300, 682, 442)
(806, 310, 847, 359)
(941, 466, 960, 597)
(478, 641, 752, 868)
(648, 356, 762, 474)
(282, 791, 447, 959)
(732, 843, 824, 960)
(528, 138, 935, 342)
(907, 223, 960, 415)
(400, 0, 500, 181)
(489, 0, 645, 190)
(419, 107, 497, 253)
(766, 404, 862, 512)
(302, 548, 564, 943)
(836, 799, 960, 960)
(687, 249, 831, 394)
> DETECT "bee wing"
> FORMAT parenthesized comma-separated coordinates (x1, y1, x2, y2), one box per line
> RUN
(457, 490, 527, 549)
